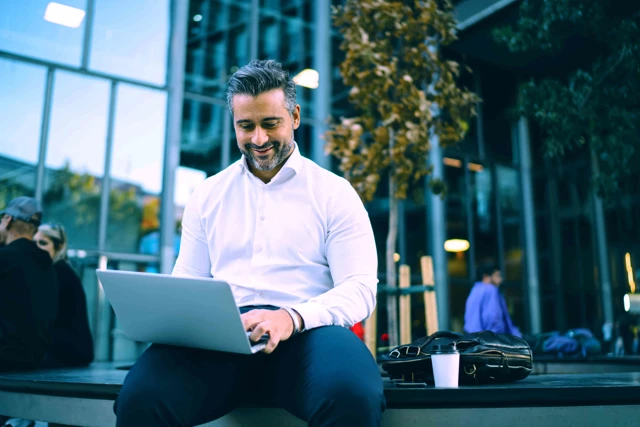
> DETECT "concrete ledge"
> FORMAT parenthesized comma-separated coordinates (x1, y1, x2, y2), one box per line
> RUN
(2, 391, 640, 427)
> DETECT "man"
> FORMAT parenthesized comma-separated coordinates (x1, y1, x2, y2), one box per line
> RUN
(0, 196, 58, 370)
(464, 265, 522, 337)
(115, 60, 385, 426)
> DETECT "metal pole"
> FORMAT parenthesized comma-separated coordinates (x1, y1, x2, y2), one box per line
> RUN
(160, 0, 189, 274)
(591, 152, 614, 327)
(427, 134, 449, 329)
(81, 0, 95, 70)
(311, 0, 331, 169)
(249, 0, 259, 60)
(98, 82, 117, 251)
(222, 109, 232, 169)
(516, 117, 542, 334)
(35, 69, 55, 203)
(547, 172, 568, 331)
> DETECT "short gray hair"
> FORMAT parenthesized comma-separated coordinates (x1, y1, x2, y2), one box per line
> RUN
(226, 59, 297, 116)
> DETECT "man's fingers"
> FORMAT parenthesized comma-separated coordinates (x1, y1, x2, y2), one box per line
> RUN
(263, 332, 281, 354)
(249, 321, 282, 353)
(241, 310, 266, 331)
(249, 321, 271, 342)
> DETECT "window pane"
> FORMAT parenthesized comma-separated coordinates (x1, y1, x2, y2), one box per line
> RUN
(445, 159, 469, 279)
(497, 165, 523, 282)
(43, 71, 110, 250)
(90, 0, 169, 85)
(0, 0, 86, 66)
(180, 100, 227, 176)
(0, 58, 45, 203)
(185, 0, 251, 97)
(107, 84, 167, 253)
(470, 165, 498, 270)
(259, 9, 315, 118)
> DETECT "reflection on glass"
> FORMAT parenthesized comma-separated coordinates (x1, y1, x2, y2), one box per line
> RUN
(185, 0, 251, 97)
(0, 58, 46, 203)
(180, 100, 227, 176)
(43, 71, 110, 250)
(331, 35, 353, 118)
(259, 8, 314, 118)
(295, 122, 314, 159)
(106, 84, 167, 253)
(0, 0, 86, 66)
(497, 165, 523, 281)
(471, 165, 497, 269)
(445, 160, 469, 278)
(91, 0, 169, 85)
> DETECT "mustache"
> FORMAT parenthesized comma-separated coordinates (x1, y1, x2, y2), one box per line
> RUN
(245, 142, 279, 151)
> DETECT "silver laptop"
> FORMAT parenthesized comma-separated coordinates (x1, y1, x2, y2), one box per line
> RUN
(96, 270, 268, 354)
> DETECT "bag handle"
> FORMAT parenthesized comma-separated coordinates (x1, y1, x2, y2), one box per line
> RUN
(387, 331, 464, 359)
(419, 331, 464, 349)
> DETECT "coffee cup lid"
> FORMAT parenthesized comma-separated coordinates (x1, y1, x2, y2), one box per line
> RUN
(432, 343, 458, 354)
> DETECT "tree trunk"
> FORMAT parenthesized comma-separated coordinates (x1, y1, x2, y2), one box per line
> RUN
(386, 174, 399, 348)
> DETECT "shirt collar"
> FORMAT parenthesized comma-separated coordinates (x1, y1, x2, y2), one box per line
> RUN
(238, 142, 303, 177)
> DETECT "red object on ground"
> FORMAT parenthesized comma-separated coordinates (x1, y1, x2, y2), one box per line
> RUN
(350, 322, 365, 341)
(381, 333, 389, 342)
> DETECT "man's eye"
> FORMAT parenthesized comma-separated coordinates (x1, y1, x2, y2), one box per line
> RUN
(263, 122, 276, 128)
(241, 125, 254, 131)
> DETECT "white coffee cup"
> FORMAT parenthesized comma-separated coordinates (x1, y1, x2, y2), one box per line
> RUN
(431, 343, 460, 388)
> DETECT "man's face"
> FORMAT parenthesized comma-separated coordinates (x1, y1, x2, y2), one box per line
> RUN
(0, 215, 10, 247)
(490, 270, 503, 287)
(232, 89, 300, 172)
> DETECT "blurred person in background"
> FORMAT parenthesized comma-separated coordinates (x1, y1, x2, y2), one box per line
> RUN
(0, 197, 58, 370)
(464, 264, 522, 337)
(34, 223, 94, 367)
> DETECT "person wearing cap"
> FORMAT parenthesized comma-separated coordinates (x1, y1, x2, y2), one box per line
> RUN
(34, 223, 94, 367)
(0, 196, 58, 370)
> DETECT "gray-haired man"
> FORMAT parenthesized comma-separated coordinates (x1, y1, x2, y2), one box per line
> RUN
(115, 60, 385, 426)
(0, 196, 58, 370)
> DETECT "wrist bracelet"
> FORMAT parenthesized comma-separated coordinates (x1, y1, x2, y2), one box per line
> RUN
(282, 307, 301, 335)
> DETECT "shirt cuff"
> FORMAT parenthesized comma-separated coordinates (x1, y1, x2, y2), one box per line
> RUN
(290, 301, 333, 331)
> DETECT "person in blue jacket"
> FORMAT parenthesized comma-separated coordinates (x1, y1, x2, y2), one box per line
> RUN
(464, 265, 522, 337)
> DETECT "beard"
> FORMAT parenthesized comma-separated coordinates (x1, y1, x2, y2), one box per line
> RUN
(240, 132, 294, 171)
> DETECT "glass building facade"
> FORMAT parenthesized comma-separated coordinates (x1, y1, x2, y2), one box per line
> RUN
(1, 0, 637, 361)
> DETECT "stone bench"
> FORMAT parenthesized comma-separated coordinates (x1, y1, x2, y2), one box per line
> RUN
(1, 362, 640, 426)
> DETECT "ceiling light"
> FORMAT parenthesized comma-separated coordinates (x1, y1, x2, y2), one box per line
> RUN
(193, 14, 202, 22)
(44, 2, 86, 28)
(443, 157, 462, 168)
(444, 239, 470, 253)
(293, 69, 319, 89)
(468, 162, 484, 172)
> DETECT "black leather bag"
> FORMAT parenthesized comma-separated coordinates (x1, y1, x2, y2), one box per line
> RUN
(381, 331, 533, 385)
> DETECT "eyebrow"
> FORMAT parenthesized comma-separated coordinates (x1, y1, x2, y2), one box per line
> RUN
(235, 117, 284, 125)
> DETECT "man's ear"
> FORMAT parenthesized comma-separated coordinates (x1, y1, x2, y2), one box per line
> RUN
(292, 105, 301, 130)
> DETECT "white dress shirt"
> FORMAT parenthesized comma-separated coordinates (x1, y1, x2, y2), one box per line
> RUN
(173, 143, 378, 330)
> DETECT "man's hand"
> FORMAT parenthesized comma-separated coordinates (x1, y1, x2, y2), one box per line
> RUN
(241, 309, 296, 354)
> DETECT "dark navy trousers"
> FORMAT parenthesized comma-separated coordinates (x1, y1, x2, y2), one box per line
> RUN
(114, 324, 385, 426)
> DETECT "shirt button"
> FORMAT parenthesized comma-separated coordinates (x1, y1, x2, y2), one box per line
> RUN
(255, 246, 262, 253)
(260, 215, 265, 221)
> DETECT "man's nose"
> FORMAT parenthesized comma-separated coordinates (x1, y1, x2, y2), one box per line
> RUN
(252, 127, 268, 145)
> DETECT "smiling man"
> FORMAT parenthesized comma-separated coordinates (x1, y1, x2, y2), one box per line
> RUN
(115, 60, 385, 427)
